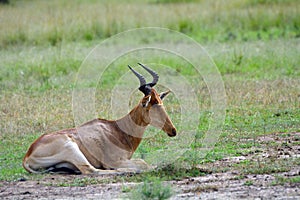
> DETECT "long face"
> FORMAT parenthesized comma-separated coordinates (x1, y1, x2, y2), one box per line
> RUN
(128, 63, 177, 137)
(142, 89, 177, 137)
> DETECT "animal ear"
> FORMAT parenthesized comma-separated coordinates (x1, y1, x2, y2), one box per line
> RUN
(160, 90, 171, 100)
(141, 95, 151, 107)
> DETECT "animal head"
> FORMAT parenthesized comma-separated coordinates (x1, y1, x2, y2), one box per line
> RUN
(128, 63, 177, 137)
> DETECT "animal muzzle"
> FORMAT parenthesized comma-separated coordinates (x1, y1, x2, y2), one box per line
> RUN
(169, 128, 177, 137)
(162, 124, 177, 137)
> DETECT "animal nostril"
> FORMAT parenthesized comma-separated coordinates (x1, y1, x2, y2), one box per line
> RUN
(171, 128, 177, 136)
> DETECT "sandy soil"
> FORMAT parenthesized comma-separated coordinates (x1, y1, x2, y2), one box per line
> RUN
(1, 133, 299, 200)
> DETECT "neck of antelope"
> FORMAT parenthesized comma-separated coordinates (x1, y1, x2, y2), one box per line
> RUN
(115, 104, 149, 152)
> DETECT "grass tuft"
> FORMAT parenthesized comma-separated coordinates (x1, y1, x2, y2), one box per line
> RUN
(128, 177, 173, 200)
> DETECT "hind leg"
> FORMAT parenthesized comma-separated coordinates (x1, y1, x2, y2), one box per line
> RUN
(23, 134, 119, 175)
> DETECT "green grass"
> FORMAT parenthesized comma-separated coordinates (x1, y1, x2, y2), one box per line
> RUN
(0, 0, 299, 183)
(272, 175, 300, 186)
(128, 177, 173, 200)
(0, 133, 41, 181)
(244, 180, 253, 186)
(0, 0, 299, 48)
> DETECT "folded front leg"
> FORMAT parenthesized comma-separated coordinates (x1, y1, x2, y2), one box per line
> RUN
(115, 158, 154, 173)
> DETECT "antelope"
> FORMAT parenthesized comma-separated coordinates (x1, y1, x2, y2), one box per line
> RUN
(23, 63, 177, 175)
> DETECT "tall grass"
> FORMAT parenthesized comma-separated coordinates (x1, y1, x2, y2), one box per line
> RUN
(0, 0, 299, 48)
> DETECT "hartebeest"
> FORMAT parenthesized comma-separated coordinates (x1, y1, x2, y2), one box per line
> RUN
(23, 63, 177, 175)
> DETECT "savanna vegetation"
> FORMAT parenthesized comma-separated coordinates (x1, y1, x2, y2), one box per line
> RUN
(0, 0, 299, 198)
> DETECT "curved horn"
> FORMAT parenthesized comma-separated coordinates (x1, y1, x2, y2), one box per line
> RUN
(138, 63, 159, 87)
(128, 65, 146, 87)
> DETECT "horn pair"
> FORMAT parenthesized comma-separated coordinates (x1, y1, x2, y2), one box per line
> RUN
(128, 63, 159, 96)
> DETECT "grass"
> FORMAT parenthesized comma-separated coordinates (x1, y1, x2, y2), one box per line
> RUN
(0, 0, 299, 187)
(0, 0, 299, 48)
(244, 180, 253, 186)
(128, 177, 173, 200)
(0, 133, 41, 181)
(272, 175, 300, 186)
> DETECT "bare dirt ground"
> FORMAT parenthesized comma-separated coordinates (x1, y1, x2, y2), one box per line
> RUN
(1, 133, 299, 200)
